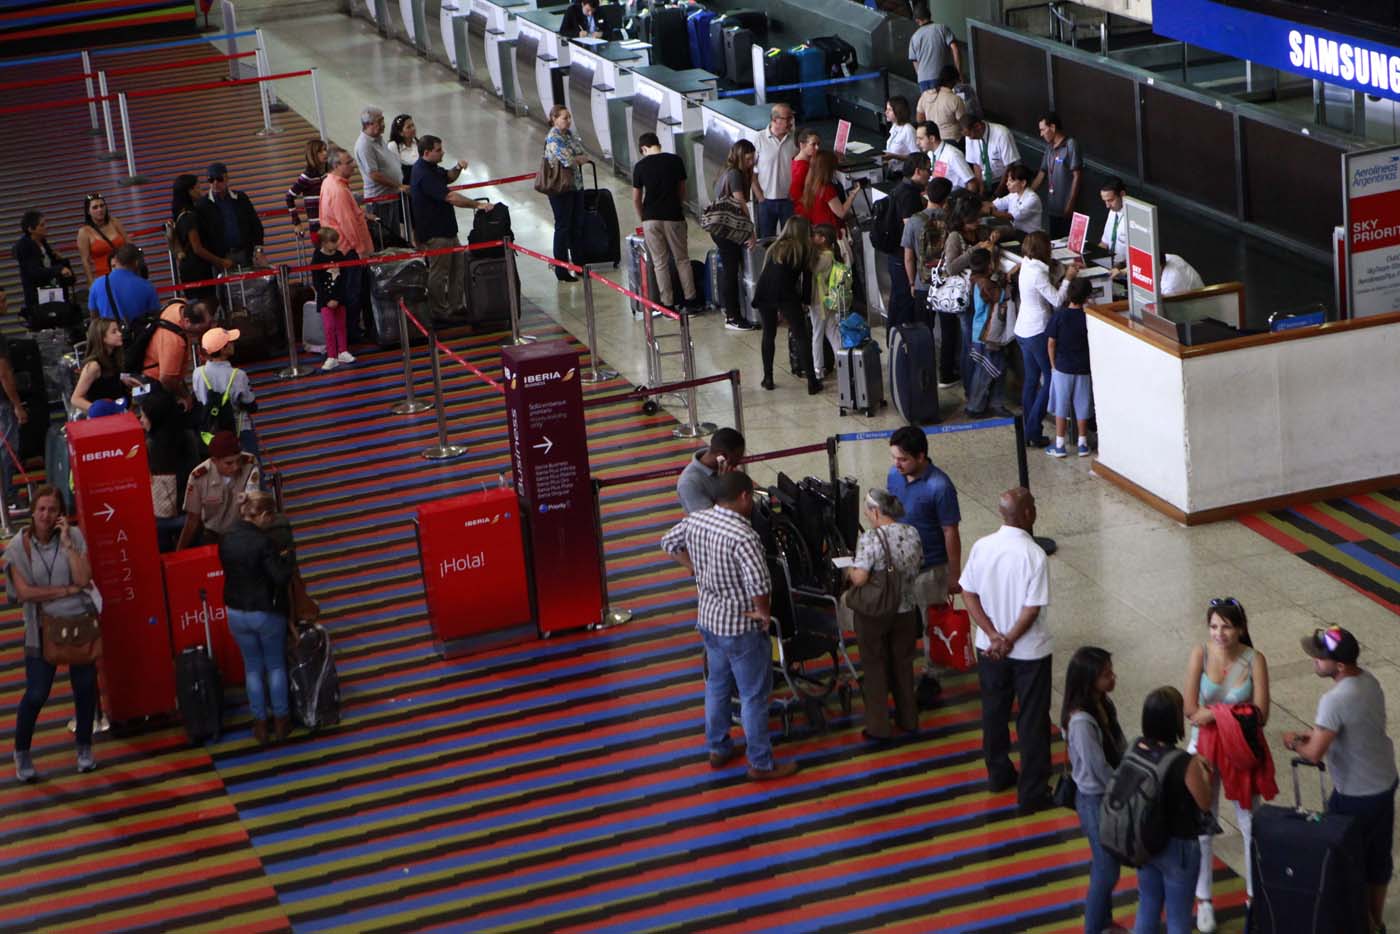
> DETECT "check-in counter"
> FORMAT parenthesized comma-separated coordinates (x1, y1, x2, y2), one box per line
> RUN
(442, 1, 470, 77)
(516, 8, 569, 123)
(699, 99, 768, 214)
(474, 0, 527, 101)
(1083, 292, 1400, 524)
(630, 65, 716, 198)
(567, 38, 651, 162)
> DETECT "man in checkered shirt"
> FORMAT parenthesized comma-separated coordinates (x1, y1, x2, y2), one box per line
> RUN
(662, 472, 799, 781)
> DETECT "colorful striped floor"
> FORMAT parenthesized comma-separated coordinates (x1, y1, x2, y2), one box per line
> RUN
(1242, 490, 1400, 614)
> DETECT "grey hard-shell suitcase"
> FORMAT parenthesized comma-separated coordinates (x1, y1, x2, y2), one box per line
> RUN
(837, 341, 883, 417)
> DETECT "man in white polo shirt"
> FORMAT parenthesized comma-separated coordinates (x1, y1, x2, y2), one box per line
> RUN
(959, 486, 1053, 814)
(751, 103, 797, 239)
(916, 122, 976, 194)
(962, 115, 1021, 197)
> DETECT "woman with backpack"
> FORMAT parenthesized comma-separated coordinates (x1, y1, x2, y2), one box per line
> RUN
(751, 216, 818, 394)
(1061, 646, 1128, 934)
(1114, 687, 1214, 934)
(809, 224, 850, 381)
(1182, 597, 1271, 932)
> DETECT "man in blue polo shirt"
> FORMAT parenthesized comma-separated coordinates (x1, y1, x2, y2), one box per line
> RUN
(410, 134, 497, 322)
(886, 425, 962, 626)
(88, 243, 158, 323)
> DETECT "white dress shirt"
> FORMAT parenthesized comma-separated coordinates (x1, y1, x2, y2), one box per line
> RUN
(1099, 207, 1126, 264)
(992, 189, 1044, 235)
(964, 122, 1020, 187)
(959, 525, 1051, 661)
(1160, 254, 1204, 296)
(1015, 257, 1069, 338)
(931, 142, 974, 190)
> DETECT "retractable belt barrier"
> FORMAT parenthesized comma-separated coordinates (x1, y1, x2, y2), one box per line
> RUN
(718, 71, 883, 99)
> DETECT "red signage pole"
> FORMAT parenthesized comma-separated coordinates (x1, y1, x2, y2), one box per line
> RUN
(502, 341, 603, 635)
(416, 487, 534, 656)
(68, 415, 175, 722)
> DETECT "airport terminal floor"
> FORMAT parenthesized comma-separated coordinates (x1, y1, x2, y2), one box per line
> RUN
(5, 8, 1400, 932)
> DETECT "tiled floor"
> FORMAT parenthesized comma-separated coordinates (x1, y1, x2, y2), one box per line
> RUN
(256, 9, 1400, 924)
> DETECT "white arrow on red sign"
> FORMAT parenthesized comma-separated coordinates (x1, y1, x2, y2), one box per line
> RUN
(532, 436, 554, 455)
(95, 503, 115, 522)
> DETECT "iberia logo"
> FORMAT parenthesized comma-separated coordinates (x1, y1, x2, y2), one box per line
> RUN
(126, 444, 141, 459)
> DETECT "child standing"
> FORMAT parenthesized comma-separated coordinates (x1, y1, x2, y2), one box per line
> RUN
(312, 226, 355, 371)
(1045, 276, 1094, 458)
(194, 327, 258, 455)
(809, 224, 850, 380)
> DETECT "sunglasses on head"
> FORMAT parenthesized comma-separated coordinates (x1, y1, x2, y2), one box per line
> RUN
(1209, 597, 1241, 608)
(85, 193, 102, 202)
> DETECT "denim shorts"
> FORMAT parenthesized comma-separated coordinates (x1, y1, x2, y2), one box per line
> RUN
(1330, 781, 1398, 884)
(1048, 370, 1093, 420)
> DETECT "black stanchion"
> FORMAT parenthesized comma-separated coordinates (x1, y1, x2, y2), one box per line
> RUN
(1013, 415, 1057, 556)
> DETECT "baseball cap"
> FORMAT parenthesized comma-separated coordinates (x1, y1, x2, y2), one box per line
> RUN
(207, 162, 228, 180)
(1300, 626, 1360, 665)
(202, 327, 240, 355)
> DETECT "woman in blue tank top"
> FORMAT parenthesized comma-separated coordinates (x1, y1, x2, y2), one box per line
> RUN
(1182, 597, 1271, 932)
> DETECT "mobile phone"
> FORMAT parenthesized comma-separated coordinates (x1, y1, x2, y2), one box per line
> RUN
(132, 383, 152, 398)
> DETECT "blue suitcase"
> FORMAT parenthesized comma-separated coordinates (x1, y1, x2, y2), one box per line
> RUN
(687, 8, 717, 71)
(791, 43, 828, 119)
(889, 323, 940, 424)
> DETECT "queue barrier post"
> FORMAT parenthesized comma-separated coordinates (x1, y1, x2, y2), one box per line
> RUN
(1012, 414, 1058, 556)
(671, 309, 715, 440)
(254, 28, 289, 113)
(392, 302, 431, 414)
(310, 67, 327, 142)
(588, 479, 632, 630)
(728, 368, 744, 438)
(421, 328, 468, 461)
(580, 270, 617, 383)
(0, 479, 13, 538)
(116, 93, 146, 186)
(97, 72, 119, 160)
(254, 50, 279, 136)
(221, 0, 240, 78)
(82, 51, 99, 135)
(277, 265, 307, 379)
(504, 237, 533, 345)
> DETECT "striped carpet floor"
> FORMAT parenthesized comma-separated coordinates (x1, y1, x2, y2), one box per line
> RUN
(1242, 490, 1400, 614)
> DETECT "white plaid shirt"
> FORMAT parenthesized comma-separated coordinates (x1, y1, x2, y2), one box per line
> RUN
(661, 506, 771, 636)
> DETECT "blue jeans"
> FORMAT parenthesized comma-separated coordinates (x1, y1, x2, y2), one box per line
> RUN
(919, 79, 937, 91)
(1134, 836, 1200, 934)
(16, 654, 97, 751)
(1017, 332, 1052, 443)
(700, 626, 773, 770)
(548, 189, 584, 276)
(227, 608, 289, 720)
(756, 198, 794, 240)
(1076, 791, 1122, 934)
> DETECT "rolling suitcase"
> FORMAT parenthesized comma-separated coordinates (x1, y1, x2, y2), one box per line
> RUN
(687, 8, 717, 71)
(224, 267, 284, 362)
(791, 43, 828, 119)
(466, 256, 518, 331)
(724, 26, 756, 86)
(837, 340, 883, 417)
(1250, 759, 1369, 934)
(370, 252, 430, 347)
(302, 300, 326, 354)
(740, 236, 775, 327)
(574, 163, 622, 267)
(889, 323, 939, 424)
(648, 4, 691, 70)
(175, 588, 223, 745)
(763, 48, 799, 109)
(288, 623, 341, 731)
(809, 34, 858, 77)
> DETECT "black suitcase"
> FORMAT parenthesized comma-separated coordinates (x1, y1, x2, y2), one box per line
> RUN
(1250, 759, 1369, 934)
(723, 26, 757, 87)
(466, 255, 518, 330)
(647, 5, 692, 70)
(889, 323, 939, 424)
(288, 623, 341, 731)
(468, 202, 513, 260)
(176, 589, 223, 745)
(763, 48, 800, 109)
(809, 35, 859, 78)
(9, 338, 49, 462)
(370, 253, 430, 347)
(574, 163, 621, 267)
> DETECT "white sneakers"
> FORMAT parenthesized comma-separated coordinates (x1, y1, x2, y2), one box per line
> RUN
(321, 358, 339, 371)
(337, 351, 356, 364)
(324, 352, 356, 371)
(1196, 899, 1216, 933)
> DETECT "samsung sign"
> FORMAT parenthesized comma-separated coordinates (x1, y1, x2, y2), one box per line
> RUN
(1156, 0, 1400, 103)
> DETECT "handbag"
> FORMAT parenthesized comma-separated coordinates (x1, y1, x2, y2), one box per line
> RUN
(928, 269, 970, 315)
(927, 600, 976, 671)
(844, 528, 902, 617)
(533, 157, 574, 196)
(41, 608, 102, 666)
(290, 571, 320, 624)
(1052, 762, 1077, 809)
(699, 198, 755, 244)
(979, 290, 1017, 350)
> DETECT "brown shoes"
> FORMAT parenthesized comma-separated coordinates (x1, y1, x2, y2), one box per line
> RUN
(252, 719, 270, 746)
(274, 716, 291, 744)
(746, 761, 799, 782)
(708, 742, 746, 769)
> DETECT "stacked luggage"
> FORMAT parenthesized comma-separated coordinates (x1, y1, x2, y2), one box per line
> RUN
(370, 253, 430, 347)
(223, 267, 284, 362)
(466, 204, 519, 331)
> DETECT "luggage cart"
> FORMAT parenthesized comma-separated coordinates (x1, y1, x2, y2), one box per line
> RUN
(639, 296, 688, 416)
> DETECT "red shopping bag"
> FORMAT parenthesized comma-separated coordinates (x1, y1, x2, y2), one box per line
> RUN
(927, 602, 976, 671)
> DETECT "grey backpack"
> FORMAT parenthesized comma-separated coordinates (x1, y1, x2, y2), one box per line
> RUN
(1098, 740, 1186, 867)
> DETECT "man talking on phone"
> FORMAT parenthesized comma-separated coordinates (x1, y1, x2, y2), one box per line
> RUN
(677, 428, 746, 514)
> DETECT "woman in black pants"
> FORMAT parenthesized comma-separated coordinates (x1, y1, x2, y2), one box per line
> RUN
(709, 140, 758, 331)
(752, 215, 819, 393)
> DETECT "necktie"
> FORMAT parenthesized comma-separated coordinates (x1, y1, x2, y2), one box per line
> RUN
(1109, 213, 1119, 256)
(980, 140, 993, 187)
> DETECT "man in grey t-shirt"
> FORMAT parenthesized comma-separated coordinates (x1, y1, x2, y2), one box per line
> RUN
(1285, 626, 1398, 931)
(676, 428, 745, 514)
(907, 3, 960, 91)
(1030, 112, 1082, 240)
(355, 105, 410, 246)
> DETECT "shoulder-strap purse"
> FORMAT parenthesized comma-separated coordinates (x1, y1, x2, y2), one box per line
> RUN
(533, 157, 574, 196)
(844, 528, 904, 617)
(25, 531, 103, 667)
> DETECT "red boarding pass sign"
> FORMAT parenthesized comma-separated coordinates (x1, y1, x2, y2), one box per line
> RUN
(1128, 246, 1155, 291)
(834, 119, 851, 156)
(1068, 212, 1090, 255)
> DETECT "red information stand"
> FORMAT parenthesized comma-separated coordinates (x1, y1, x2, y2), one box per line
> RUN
(162, 545, 243, 685)
(502, 341, 603, 635)
(415, 487, 534, 656)
(68, 415, 175, 722)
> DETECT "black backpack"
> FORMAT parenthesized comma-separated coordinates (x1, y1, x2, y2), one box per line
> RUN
(1099, 741, 1187, 867)
(122, 301, 186, 376)
(871, 193, 906, 255)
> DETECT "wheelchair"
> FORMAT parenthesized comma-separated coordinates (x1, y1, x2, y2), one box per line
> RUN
(765, 551, 860, 737)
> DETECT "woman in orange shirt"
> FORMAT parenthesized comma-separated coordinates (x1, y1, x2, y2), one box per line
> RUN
(75, 193, 129, 285)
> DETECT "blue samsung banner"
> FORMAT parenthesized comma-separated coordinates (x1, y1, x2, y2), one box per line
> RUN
(1156, 0, 1400, 103)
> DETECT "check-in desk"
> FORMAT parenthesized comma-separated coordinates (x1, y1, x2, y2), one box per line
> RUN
(567, 38, 651, 162)
(442, 1, 469, 77)
(474, 0, 527, 101)
(516, 9, 569, 123)
(1083, 289, 1400, 524)
(629, 65, 717, 194)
